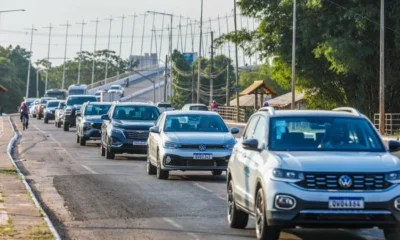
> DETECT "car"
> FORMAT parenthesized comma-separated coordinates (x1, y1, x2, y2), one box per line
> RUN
(227, 106, 400, 240)
(100, 102, 160, 159)
(182, 103, 209, 111)
(24, 98, 37, 108)
(68, 84, 88, 95)
(36, 97, 56, 120)
(43, 100, 61, 124)
(76, 102, 112, 146)
(108, 85, 124, 97)
(156, 102, 175, 113)
(94, 90, 105, 102)
(146, 111, 239, 179)
(54, 101, 66, 128)
(62, 95, 97, 131)
(29, 99, 40, 118)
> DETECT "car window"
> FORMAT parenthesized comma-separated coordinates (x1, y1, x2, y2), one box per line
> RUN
(163, 114, 228, 132)
(113, 106, 160, 121)
(243, 116, 260, 140)
(66, 96, 97, 105)
(158, 103, 172, 108)
(189, 105, 208, 111)
(85, 104, 111, 115)
(47, 101, 60, 108)
(253, 117, 267, 149)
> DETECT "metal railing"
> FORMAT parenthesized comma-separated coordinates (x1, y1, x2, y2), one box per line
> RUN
(374, 113, 400, 134)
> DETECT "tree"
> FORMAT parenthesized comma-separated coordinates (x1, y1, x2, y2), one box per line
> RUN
(170, 50, 192, 108)
(239, 65, 286, 96)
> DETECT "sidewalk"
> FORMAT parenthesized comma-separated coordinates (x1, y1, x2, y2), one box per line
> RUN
(0, 116, 53, 239)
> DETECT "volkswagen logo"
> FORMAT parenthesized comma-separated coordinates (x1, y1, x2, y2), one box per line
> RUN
(338, 175, 353, 189)
(199, 144, 207, 151)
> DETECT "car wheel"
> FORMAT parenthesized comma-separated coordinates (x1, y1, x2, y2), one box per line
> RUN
(384, 227, 400, 240)
(63, 122, 69, 131)
(227, 180, 249, 229)
(255, 188, 280, 240)
(44, 117, 48, 124)
(156, 152, 169, 179)
(212, 170, 223, 176)
(54, 121, 57, 127)
(57, 122, 61, 128)
(79, 136, 86, 146)
(100, 142, 105, 156)
(76, 134, 80, 143)
(147, 150, 156, 175)
(105, 138, 115, 159)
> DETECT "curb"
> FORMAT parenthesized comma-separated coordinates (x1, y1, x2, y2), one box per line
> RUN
(6, 117, 61, 240)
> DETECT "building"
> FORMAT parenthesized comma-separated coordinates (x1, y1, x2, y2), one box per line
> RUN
(130, 53, 158, 69)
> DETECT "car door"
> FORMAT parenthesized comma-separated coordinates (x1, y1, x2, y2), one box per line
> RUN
(77, 104, 85, 135)
(101, 105, 113, 145)
(232, 115, 260, 209)
(149, 113, 165, 163)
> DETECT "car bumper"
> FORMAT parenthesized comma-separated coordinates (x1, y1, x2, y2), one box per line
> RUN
(264, 180, 400, 228)
(82, 128, 101, 140)
(44, 112, 55, 120)
(109, 143, 147, 154)
(160, 148, 231, 171)
(63, 115, 76, 126)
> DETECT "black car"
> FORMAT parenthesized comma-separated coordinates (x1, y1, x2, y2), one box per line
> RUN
(100, 102, 160, 159)
(44, 100, 61, 124)
(76, 102, 112, 146)
(62, 95, 97, 131)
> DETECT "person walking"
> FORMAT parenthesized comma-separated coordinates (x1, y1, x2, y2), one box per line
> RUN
(211, 100, 218, 112)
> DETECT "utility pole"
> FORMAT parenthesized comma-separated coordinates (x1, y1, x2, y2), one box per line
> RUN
(210, 31, 214, 105)
(150, 12, 156, 55)
(159, 13, 165, 60)
(197, 0, 203, 103)
(379, 0, 385, 134)
(164, 55, 168, 102)
(91, 18, 100, 87)
(128, 14, 137, 70)
(76, 19, 86, 84)
(291, 0, 297, 110)
(25, 26, 36, 98)
(140, 14, 147, 56)
(43, 23, 53, 91)
(117, 14, 125, 80)
(60, 21, 71, 89)
(218, 15, 222, 56)
(192, 64, 195, 103)
(226, 14, 231, 59)
(226, 61, 230, 106)
(184, 17, 189, 52)
(234, 0, 240, 121)
(104, 16, 113, 83)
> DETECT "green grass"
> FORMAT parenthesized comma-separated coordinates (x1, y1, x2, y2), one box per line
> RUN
(0, 216, 17, 238)
(0, 169, 17, 175)
(27, 224, 54, 240)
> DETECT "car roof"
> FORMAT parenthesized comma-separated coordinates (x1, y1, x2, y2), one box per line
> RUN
(67, 95, 96, 98)
(113, 102, 155, 107)
(184, 103, 207, 107)
(259, 110, 364, 119)
(47, 100, 61, 103)
(84, 102, 112, 106)
(111, 85, 120, 87)
(165, 110, 218, 116)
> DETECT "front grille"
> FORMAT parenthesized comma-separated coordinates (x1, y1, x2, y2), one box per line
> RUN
(295, 173, 392, 191)
(92, 123, 102, 129)
(167, 157, 228, 167)
(296, 212, 396, 222)
(180, 144, 225, 149)
(124, 130, 149, 140)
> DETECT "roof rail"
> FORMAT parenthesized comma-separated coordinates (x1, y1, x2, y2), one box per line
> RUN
(258, 106, 275, 115)
(332, 107, 362, 116)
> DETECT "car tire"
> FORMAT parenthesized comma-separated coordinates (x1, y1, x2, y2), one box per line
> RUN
(384, 227, 400, 240)
(147, 151, 156, 175)
(227, 180, 249, 229)
(100, 143, 105, 156)
(76, 134, 80, 143)
(57, 122, 61, 128)
(33, 114, 36, 118)
(212, 170, 223, 176)
(44, 117, 48, 124)
(105, 138, 115, 159)
(156, 153, 169, 179)
(54, 121, 57, 127)
(79, 136, 86, 146)
(63, 122, 69, 132)
(255, 188, 280, 240)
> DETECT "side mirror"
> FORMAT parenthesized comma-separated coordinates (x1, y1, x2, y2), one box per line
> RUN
(242, 138, 259, 151)
(388, 140, 400, 152)
(231, 127, 240, 134)
(76, 113, 81, 117)
(150, 126, 160, 134)
(101, 114, 110, 120)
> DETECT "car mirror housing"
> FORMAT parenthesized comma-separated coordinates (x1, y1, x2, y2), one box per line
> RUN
(231, 127, 240, 134)
(388, 140, 400, 152)
(101, 114, 110, 120)
(150, 126, 160, 134)
(242, 139, 259, 151)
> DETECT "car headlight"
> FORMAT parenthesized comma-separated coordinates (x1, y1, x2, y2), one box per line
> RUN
(111, 127, 124, 135)
(271, 168, 304, 182)
(83, 122, 93, 127)
(65, 109, 72, 114)
(163, 141, 181, 149)
(224, 141, 236, 150)
(386, 171, 400, 183)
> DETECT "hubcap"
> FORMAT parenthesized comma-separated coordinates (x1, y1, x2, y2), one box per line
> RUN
(227, 182, 234, 221)
(256, 192, 264, 237)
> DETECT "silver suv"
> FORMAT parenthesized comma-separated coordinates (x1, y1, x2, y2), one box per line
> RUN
(227, 107, 400, 240)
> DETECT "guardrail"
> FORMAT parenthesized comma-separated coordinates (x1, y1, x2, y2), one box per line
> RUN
(374, 113, 400, 134)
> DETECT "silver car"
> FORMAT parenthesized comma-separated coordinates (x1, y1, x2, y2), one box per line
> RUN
(146, 111, 239, 179)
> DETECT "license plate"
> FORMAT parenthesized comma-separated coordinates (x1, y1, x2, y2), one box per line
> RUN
(193, 153, 213, 160)
(132, 141, 147, 146)
(329, 197, 364, 209)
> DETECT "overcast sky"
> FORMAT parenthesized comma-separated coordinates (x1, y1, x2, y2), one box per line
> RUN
(0, 0, 257, 66)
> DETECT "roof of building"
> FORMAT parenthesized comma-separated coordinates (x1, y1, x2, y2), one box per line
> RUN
(240, 80, 277, 95)
(267, 91, 305, 108)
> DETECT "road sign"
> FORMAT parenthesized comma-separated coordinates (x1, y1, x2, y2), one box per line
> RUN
(182, 52, 198, 66)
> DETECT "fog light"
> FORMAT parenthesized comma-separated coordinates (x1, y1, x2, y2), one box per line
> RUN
(394, 197, 400, 211)
(275, 195, 296, 210)
(111, 137, 122, 146)
(165, 156, 172, 165)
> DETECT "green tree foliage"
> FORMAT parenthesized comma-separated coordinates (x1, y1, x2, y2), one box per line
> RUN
(218, 0, 400, 116)
(170, 50, 193, 109)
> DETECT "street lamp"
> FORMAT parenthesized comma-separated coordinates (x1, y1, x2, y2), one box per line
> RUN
(36, 69, 48, 98)
(0, 9, 25, 13)
(291, 0, 297, 110)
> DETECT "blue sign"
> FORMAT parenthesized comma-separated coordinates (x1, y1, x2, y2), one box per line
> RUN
(182, 52, 197, 66)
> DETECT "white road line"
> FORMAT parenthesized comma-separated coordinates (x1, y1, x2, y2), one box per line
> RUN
(163, 217, 200, 240)
(192, 182, 226, 201)
(81, 165, 98, 174)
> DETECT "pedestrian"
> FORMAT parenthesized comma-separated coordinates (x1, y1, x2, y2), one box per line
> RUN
(263, 101, 269, 107)
(211, 100, 218, 112)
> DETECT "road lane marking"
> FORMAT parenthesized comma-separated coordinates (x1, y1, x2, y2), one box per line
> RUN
(192, 182, 226, 201)
(163, 217, 200, 240)
(81, 165, 98, 174)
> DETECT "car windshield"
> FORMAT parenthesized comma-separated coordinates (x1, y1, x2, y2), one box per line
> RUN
(164, 114, 229, 132)
(269, 117, 385, 152)
(110, 86, 120, 90)
(189, 105, 208, 111)
(69, 89, 85, 95)
(113, 106, 160, 121)
(47, 101, 60, 107)
(67, 96, 97, 105)
(158, 104, 172, 108)
(85, 104, 111, 115)
(46, 92, 66, 99)
(95, 92, 101, 96)
(40, 98, 54, 104)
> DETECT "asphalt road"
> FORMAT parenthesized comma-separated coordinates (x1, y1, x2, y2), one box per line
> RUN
(124, 73, 165, 103)
(10, 114, 385, 240)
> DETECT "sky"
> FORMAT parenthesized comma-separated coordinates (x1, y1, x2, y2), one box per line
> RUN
(0, 0, 257, 66)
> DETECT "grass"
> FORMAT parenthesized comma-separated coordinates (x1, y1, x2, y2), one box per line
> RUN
(0, 169, 17, 175)
(27, 224, 54, 240)
(0, 216, 17, 239)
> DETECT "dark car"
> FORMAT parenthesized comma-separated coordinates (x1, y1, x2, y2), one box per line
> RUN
(76, 102, 112, 146)
(43, 100, 61, 123)
(100, 102, 160, 159)
(62, 95, 97, 131)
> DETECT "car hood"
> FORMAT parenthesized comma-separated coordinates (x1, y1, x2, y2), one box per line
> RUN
(271, 151, 400, 172)
(84, 116, 103, 123)
(164, 132, 234, 145)
(66, 104, 82, 110)
(47, 107, 57, 111)
(113, 119, 154, 130)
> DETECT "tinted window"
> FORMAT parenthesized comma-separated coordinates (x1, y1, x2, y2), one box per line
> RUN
(113, 106, 160, 121)
(253, 117, 267, 148)
(46, 91, 66, 99)
(85, 104, 111, 115)
(164, 114, 228, 132)
(269, 117, 385, 152)
(67, 96, 97, 105)
(47, 101, 60, 107)
(243, 116, 259, 140)
(69, 89, 86, 95)
(189, 105, 208, 111)
(40, 98, 55, 104)
(110, 86, 120, 90)
(158, 104, 172, 108)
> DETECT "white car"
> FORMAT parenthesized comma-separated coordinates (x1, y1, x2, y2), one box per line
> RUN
(108, 85, 124, 97)
(29, 99, 40, 118)
(156, 102, 175, 113)
(227, 107, 400, 240)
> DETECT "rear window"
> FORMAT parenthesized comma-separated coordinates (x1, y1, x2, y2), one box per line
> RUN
(47, 101, 60, 107)
(85, 104, 111, 115)
(158, 104, 172, 108)
(190, 105, 208, 111)
(113, 106, 160, 121)
(67, 96, 97, 105)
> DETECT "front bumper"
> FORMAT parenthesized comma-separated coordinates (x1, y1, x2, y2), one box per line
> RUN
(44, 112, 55, 120)
(264, 180, 400, 228)
(82, 128, 101, 140)
(108, 131, 147, 154)
(63, 115, 76, 126)
(160, 148, 231, 171)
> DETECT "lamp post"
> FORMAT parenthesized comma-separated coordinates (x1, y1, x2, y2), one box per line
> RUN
(291, 0, 297, 110)
(0, 9, 25, 28)
(36, 69, 47, 98)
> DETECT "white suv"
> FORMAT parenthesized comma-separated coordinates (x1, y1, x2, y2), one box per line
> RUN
(227, 107, 400, 240)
